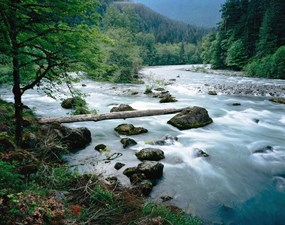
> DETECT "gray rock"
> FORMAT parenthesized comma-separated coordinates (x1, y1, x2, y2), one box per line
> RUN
(110, 104, 135, 112)
(136, 148, 165, 161)
(120, 138, 137, 148)
(194, 148, 209, 157)
(137, 161, 164, 179)
(151, 135, 178, 146)
(114, 162, 125, 170)
(115, 124, 148, 135)
(167, 106, 213, 130)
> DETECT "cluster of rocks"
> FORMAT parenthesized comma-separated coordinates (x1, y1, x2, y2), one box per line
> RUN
(145, 88, 177, 103)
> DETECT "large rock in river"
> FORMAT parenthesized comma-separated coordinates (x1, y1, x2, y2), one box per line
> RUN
(115, 124, 148, 135)
(135, 148, 165, 161)
(110, 104, 135, 112)
(167, 106, 213, 130)
(42, 124, 91, 152)
(137, 161, 164, 179)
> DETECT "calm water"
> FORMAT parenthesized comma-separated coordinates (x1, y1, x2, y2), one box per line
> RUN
(1, 65, 285, 224)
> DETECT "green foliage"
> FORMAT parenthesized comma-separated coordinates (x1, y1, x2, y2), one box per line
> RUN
(245, 46, 285, 79)
(142, 202, 202, 225)
(226, 39, 248, 70)
(0, 160, 24, 195)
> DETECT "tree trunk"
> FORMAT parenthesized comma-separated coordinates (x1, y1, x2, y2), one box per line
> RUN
(38, 108, 188, 124)
(10, 0, 23, 146)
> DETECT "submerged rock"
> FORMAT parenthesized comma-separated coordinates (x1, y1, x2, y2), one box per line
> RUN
(120, 138, 137, 148)
(253, 146, 274, 154)
(167, 106, 213, 130)
(161, 195, 173, 202)
(159, 94, 177, 103)
(151, 135, 178, 146)
(115, 124, 148, 135)
(194, 148, 209, 157)
(110, 104, 135, 112)
(269, 98, 285, 104)
(232, 102, 241, 106)
(137, 161, 164, 179)
(136, 148, 165, 161)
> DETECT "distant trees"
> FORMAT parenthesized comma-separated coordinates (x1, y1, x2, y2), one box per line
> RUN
(202, 0, 285, 78)
(98, 2, 206, 79)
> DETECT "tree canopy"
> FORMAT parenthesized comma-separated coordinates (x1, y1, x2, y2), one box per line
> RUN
(0, 0, 104, 145)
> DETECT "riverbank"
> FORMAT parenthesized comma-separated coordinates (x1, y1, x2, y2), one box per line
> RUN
(0, 98, 201, 225)
(141, 65, 285, 98)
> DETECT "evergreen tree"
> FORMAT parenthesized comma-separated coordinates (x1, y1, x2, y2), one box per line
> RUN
(226, 39, 248, 70)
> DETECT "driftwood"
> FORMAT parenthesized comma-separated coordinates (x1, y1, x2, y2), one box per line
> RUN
(38, 108, 187, 124)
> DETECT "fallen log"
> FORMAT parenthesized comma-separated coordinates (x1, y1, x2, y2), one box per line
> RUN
(38, 107, 188, 124)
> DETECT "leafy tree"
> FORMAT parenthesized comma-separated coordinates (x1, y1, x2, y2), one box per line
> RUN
(226, 39, 248, 70)
(0, 0, 102, 145)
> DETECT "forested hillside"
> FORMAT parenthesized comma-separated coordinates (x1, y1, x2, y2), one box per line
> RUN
(93, 1, 210, 82)
(134, 0, 225, 27)
(201, 0, 285, 79)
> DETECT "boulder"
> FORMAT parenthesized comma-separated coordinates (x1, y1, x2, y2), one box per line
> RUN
(167, 106, 213, 130)
(123, 167, 139, 178)
(120, 138, 137, 148)
(110, 104, 135, 112)
(137, 161, 164, 179)
(61, 97, 86, 109)
(115, 124, 148, 135)
(135, 148, 165, 161)
(42, 124, 91, 152)
(130, 173, 146, 185)
(151, 135, 178, 146)
(114, 162, 125, 170)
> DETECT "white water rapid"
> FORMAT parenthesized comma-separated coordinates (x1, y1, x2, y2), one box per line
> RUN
(1, 65, 285, 224)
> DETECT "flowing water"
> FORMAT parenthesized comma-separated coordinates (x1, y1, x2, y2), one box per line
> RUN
(1, 65, 285, 224)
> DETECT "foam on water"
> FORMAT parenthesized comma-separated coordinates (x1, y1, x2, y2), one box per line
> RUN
(1, 65, 285, 225)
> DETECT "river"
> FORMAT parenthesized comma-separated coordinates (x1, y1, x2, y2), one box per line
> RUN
(1, 65, 285, 224)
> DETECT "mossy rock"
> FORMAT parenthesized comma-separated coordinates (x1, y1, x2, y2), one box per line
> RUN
(95, 144, 108, 152)
(114, 162, 125, 170)
(123, 167, 139, 178)
(115, 124, 148, 136)
(208, 91, 217, 95)
(269, 98, 285, 104)
(167, 106, 213, 130)
(159, 94, 177, 103)
(137, 161, 164, 179)
(110, 104, 135, 113)
(120, 138, 137, 148)
(61, 97, 87, 109)
(139, 180, 153, 196)
(135, 148, 165, 161)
